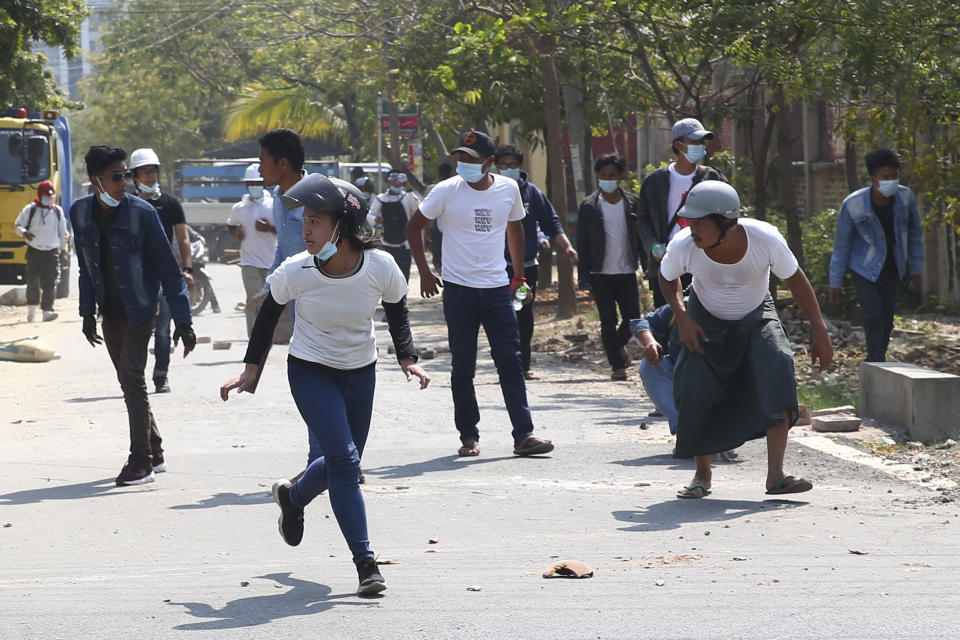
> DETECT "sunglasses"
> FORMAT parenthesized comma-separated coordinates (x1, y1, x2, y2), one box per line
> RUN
(99, 171, 133, 184)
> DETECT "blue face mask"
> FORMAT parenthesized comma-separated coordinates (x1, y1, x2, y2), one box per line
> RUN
(315, 222, 340, 261)
(598, 179, 620, 194)
(682, 144, 706, 164)
(247, 185, 264, 199)
(138, 181, 159, 195)
(877, 179, 899, 197)
(456, 160, 487, 183)
(389, 185, 405, 194)
(97, 178, 120, 208)
(499, 168, 521, 182)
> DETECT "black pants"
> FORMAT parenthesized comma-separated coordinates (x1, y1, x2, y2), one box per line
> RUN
(649, 270, 692, 308)
(507, 264, 539, 372)
(589, 273, 641, 370)
(25, 246, 59, 310)
(851, 269, 899, 362)
(383, 244, 412, 282)
(102, 313, 163, 460)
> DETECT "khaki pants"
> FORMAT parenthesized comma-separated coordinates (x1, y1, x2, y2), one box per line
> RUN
(240, 265, 268, 337)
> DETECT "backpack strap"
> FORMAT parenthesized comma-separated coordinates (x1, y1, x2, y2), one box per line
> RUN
(25, 204, 38, 230)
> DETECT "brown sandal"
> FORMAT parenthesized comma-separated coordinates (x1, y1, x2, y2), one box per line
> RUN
(513, 436, 554, 456)
(457, 440, 480, 457)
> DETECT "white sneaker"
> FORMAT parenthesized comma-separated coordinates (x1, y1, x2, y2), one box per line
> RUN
(27, 305, 37, 322)
(42, 310, 58, 322)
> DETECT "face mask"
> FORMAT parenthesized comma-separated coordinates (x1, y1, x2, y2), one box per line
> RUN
(97, 178, 120, 208)
(598, 179, 620, 194)
(877, 179, 899, 197)
(456, 160, 486, 183)
(40, 196, 54, 207)
(138, 181, 160, 196)
(389, 185, 404, 194)
(499, 168, 521, 182)
(247, 185, 264, 199)
(316, 221, 340, 261)
(682, 144, 706, 164)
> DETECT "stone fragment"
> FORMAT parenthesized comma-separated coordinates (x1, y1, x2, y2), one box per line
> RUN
(420, 349, 437, 359)
(811, 415, 861, 432)
(196, 336, 212, 344)
(542, 559, 594, 579)
(810, 405, 857, 417)
(212, 341, 231, 350)
(387, 344, 396, 354)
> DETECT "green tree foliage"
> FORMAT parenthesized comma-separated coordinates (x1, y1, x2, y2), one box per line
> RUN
(0, 0, 89, 109)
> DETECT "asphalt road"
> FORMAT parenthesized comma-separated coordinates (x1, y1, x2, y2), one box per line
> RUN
(1, 262, 958, 639)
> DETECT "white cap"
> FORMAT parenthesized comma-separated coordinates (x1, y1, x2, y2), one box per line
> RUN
(243, 163, 262, 182)
(129, 148, 161, 170)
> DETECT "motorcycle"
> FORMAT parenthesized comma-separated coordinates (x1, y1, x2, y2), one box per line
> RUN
(186, 225, 217, 315)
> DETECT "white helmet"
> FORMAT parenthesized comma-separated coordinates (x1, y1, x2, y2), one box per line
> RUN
(243, 163, 262, 182)
(678, 181, 741, 220)
(129, 148, 161, 170)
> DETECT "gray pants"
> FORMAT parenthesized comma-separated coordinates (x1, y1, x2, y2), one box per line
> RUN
(25, 246, 59, 311)
(241, 265, 268, 337)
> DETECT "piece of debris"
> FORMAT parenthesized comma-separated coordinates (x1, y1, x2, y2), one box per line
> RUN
(212, 341, 232, 350)
(542, 559, 594, 579)
(655, 580, 665, 586)
(387, 344, 396, 354)
(2, 522, 11, 528)
(732, 557, 747, 561)
(811, 405, 857, 417)
(428, 538, 439, 544)
(466, 585, 482, 591)
(639, 422, 648, 430)
(240, 581, 250, 587)
(848, 548, 869, 555)
(420, 348, 437, 359)
(196, 336, 212, 344)
(811, 414, 861, 433)
(376, 559, 398, 565)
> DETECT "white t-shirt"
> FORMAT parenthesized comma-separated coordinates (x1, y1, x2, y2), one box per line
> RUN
(367, 190, 422, 247)
(666, 163, 695, 242)
(597, 196, 635, 275)
(266, 249, 408, 369)
(660, 218, 799, 320)
(226, 193, 277, 269)
(419, 173, 525, 288)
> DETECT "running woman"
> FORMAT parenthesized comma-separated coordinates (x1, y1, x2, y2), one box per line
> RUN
(220, 173, 430, 595)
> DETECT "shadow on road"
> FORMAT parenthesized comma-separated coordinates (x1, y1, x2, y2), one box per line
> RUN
(0, 478, 136, 504)
(610, 453, 694, 469)
(65, 396, 123, 403)
(169, 491, 272, 510)
(365, 454, 518, 480)
(191, 360, 245, 367)
(169, 572, 370, 630)
(613, 497, 808, 532)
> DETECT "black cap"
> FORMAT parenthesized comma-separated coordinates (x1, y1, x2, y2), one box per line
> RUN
(452, 130, 496, 159)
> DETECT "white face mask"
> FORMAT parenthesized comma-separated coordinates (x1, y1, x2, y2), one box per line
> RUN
(40, 196, 54, 207)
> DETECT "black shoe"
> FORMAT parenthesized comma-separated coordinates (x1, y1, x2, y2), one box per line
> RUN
(357, 557, 386, 595)
(271, 480, 304, 546)
(116, 454, 155, 486)
(155, 380, 170, 393)
(358, 468, 365, 485)
(152, 451, 166, 473)
(211, 301, 221, 314)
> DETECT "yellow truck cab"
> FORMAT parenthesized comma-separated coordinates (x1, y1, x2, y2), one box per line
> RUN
(0, 107, 72, 289)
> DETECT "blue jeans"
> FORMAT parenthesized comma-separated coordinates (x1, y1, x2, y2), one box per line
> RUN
(152, 297, 172, 383)
(638, 357, 678, 434)
(287, 358, 375, 565)
(851, 269, 898, 362)
(442, 281, 534, 446)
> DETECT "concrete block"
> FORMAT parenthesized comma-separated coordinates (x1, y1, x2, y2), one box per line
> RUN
(796, 404, 811, 425)
(196, 336, 212, 344)
(860, 362, 960, 442)
(420, 349, 437, 360)
(811, 414, 861, 432)
(387, 344, 396, 354)
(212, 341, 232, 350)
(811, 405, 856, 417)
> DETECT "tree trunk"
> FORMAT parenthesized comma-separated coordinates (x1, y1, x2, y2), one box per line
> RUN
(774, 88, 804, 268)
(539, 1, 575, 318)
(340, 93, 363, 151)
(753, 100, 776, 222)
(844, 135, 860, 192)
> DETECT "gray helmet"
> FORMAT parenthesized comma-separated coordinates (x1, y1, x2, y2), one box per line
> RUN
(678, 181, 740, 220)
(281, 173, 370, 240)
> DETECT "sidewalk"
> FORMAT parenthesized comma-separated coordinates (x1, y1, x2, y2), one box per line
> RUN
(1, 263, 959, 639)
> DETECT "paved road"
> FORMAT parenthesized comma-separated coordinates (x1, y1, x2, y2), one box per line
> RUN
(1, 263, 958, 639)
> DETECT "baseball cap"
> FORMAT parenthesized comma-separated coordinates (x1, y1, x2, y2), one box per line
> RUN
(37, 180, 55, 196)
(452, 130, 496, 159)
(671, 118, 714, 142)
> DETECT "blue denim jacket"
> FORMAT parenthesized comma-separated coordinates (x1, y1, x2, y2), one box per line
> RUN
(268, 183, 306, 273)
(829, 186, 924, 288)
(629, 301, 682, 363)
(502, 173, 566, 265)
(72, 194, 192, 327)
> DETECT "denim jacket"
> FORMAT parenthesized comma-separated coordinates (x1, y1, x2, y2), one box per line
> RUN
(502, 172, 565, 266)
(72, 194, 192, 327)
(829, 186, 924, 288)
(629, 301, 682, 364)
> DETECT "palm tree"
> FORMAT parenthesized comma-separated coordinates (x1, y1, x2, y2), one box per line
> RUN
(224, 84, 348, 144)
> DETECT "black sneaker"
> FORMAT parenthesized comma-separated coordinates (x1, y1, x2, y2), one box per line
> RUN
(357, 557, 386, 595)
(271, 480, 304, 546)
(116, 455, 155, 486)
(152, 451, 166, 473)
(155, 379, 171, 393)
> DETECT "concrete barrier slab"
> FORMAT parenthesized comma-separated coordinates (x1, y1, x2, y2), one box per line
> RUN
(860, 362, 960, 442)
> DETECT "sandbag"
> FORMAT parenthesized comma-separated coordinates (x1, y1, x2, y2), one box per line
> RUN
(0, 337, 56, 362)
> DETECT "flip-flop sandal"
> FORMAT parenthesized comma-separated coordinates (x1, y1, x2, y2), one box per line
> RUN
(766, 475, 813, 495)
(457, 441, 480, 457)
(513, 436, 554, 456)
(676, 483, 711, 499)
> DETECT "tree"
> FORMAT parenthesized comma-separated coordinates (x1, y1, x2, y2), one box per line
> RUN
(0, 0, 88, 109)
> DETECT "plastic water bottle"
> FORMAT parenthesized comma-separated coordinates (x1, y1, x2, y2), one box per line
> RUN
(513, 283, 529, 311)
(651, 243, 666, 259)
